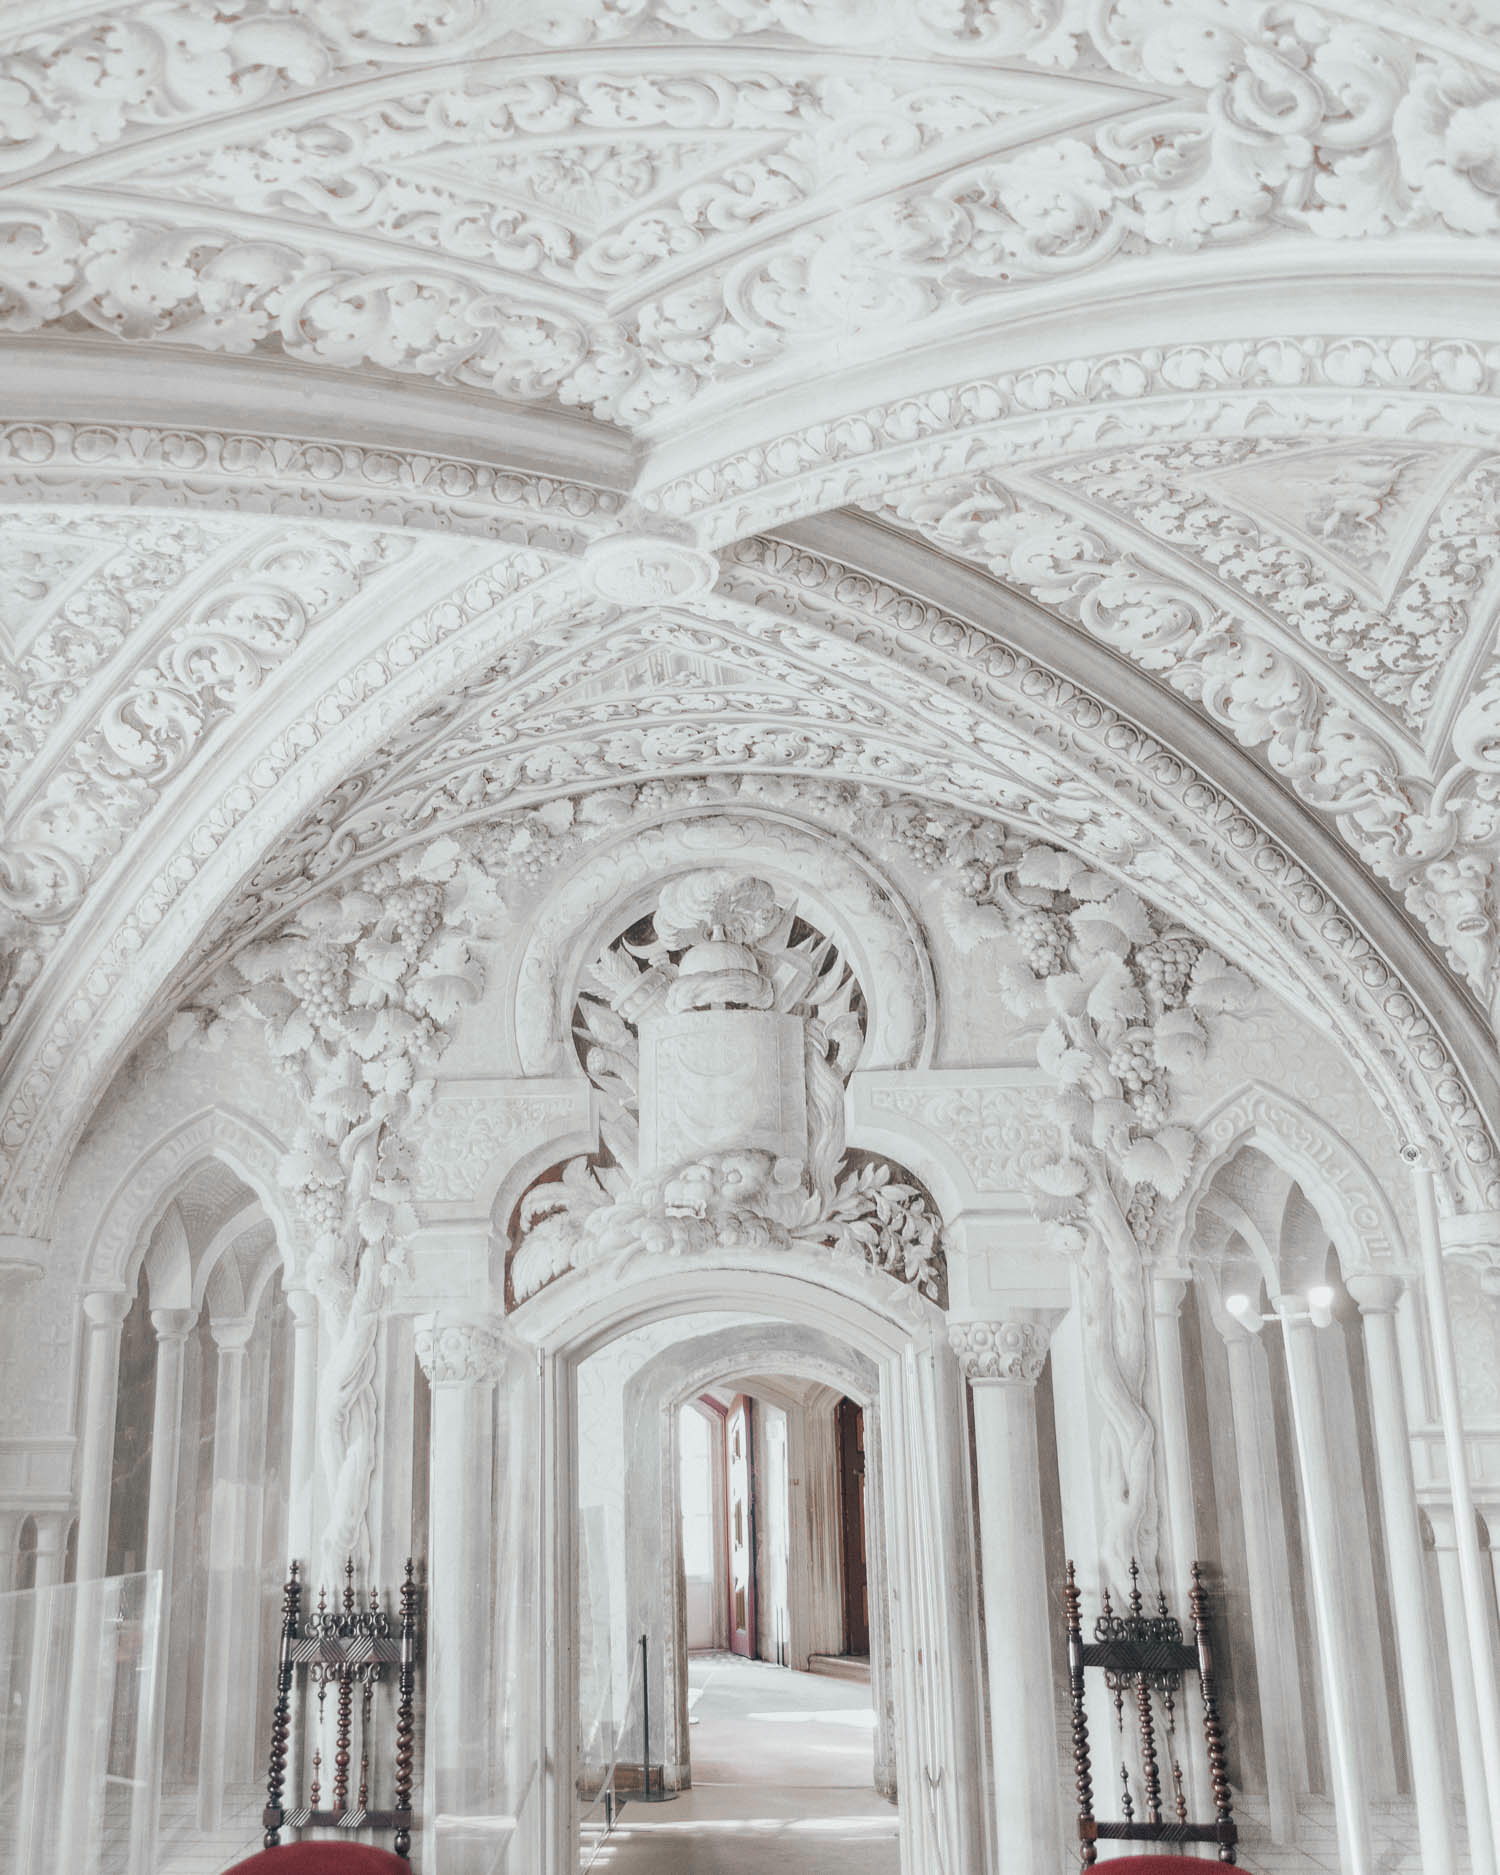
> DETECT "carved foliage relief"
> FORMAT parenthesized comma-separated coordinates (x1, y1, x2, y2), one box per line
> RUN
(881, 440, 1500, 1018)
(1, 4, 1498, 423)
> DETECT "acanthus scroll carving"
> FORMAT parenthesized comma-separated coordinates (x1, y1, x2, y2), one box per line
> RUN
(1, 10, 1498, 425)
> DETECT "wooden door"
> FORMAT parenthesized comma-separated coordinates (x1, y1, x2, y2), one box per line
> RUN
(726, 1394, 756, 1658)
(837, 1397, 870, 1656)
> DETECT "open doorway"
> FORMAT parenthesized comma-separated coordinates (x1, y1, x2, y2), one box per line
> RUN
(676, 1384, 885, 1800)
(560, 1298, 981, 1875)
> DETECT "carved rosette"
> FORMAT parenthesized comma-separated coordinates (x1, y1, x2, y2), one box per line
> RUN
(414, 1316, 506, 1386)
(948, 1318, 1053, 1386)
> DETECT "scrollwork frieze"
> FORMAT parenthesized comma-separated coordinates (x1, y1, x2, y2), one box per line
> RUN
(0, 421, 625, 551)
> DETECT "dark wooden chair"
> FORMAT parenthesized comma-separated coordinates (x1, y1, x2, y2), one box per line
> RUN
(261, 1561, 420, 1862)
(1064, 1560, 1237, 1865)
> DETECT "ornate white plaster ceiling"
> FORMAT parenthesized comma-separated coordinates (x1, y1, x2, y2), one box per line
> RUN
(3, 0, 1500, 1235)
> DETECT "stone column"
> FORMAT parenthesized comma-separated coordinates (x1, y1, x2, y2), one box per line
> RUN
(196, 1315, 254, 1831)
(950, 1315, 1063, 1875)
(56, 1291, 136, 1870)
(1418, 1170, 1500, 1842)
(0, 1506, 26, 1594)
(0, 1507, 24, 1748)
(284, 1285, 320, 1567)
(1219, 1324, 1301, 1842)
(133, 1308, 195, 1871)
(1275, 1298, 1372, 1875)
(144, 1310, 196, 1597)
(73, 1289, 132, 1583)
(416, 1313, 504, 1874)
(15, 1511, 69, 1873)
(29, 1509, 66, 1591)
(1345, 1276, 1456, 1875)
(1429, 1505, 1498, 1875)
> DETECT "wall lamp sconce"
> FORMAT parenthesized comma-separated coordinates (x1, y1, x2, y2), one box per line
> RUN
(1225, 1286, 1335, 1333)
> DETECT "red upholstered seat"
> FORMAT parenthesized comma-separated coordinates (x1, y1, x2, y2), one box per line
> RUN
(222, 1846, 409, 1874)
(1090, 1861, 1213, 1873)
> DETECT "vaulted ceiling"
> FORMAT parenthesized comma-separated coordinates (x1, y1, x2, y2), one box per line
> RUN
(3, 0, 1500, 1233)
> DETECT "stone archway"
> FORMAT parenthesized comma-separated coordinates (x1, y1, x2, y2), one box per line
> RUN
(509, 1258, 983, 1875)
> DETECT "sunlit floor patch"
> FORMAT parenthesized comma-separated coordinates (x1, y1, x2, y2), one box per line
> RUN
(592, 1656, 898, 1871)
(597, 1784, 900, 1874)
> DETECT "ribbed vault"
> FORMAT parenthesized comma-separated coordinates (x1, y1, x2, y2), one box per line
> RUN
(4, 0, 1500, 1235)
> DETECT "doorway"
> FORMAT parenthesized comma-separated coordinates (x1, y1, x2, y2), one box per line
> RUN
(589, 1376, 897, 1873)
(675, 1383, 883, 1788)
(542, 1281, 986, 1875)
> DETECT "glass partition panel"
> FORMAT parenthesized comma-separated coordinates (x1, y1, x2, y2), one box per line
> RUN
(0, 1571, 162, 1875)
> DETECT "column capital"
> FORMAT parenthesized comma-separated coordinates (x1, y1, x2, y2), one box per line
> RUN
(1151, 1274, 1189, 1315)
(150, 1306, 198, 1343)
(30, 1508, 68, 1552)
(81, 1288, 132, 1327)
(948, 1315, 1055, 1386)
(1345, 1273, 1405, 1315)
(208, 1314, 255, 1353)
(283, 1285, 320, 1326)
(415, 1313, 506, 1386)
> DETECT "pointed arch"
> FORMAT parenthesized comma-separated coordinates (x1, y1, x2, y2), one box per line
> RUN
(1186, 1081, 1408, 1278)
(82, 1106, 300, 1297)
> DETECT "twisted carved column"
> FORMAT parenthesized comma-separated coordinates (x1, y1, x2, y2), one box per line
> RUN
(950, 1313, 1063, 1873)
(416, 1314, 506, 1868)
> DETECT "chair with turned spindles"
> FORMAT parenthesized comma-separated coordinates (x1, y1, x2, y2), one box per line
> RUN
(1064, 1559, 1238, 1865)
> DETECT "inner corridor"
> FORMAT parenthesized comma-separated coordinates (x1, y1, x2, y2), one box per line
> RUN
(589, 1654, 898, 1875)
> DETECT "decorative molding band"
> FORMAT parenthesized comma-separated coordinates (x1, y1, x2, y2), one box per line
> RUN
(649, 336, 1500, 534)
(0, 418, 627, 551)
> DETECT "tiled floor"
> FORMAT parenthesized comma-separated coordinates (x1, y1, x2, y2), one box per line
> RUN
(155, 1788, 264, 1875)
(1233, 1791, 1472, 1874)
(586, 1654, 898, 1874)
